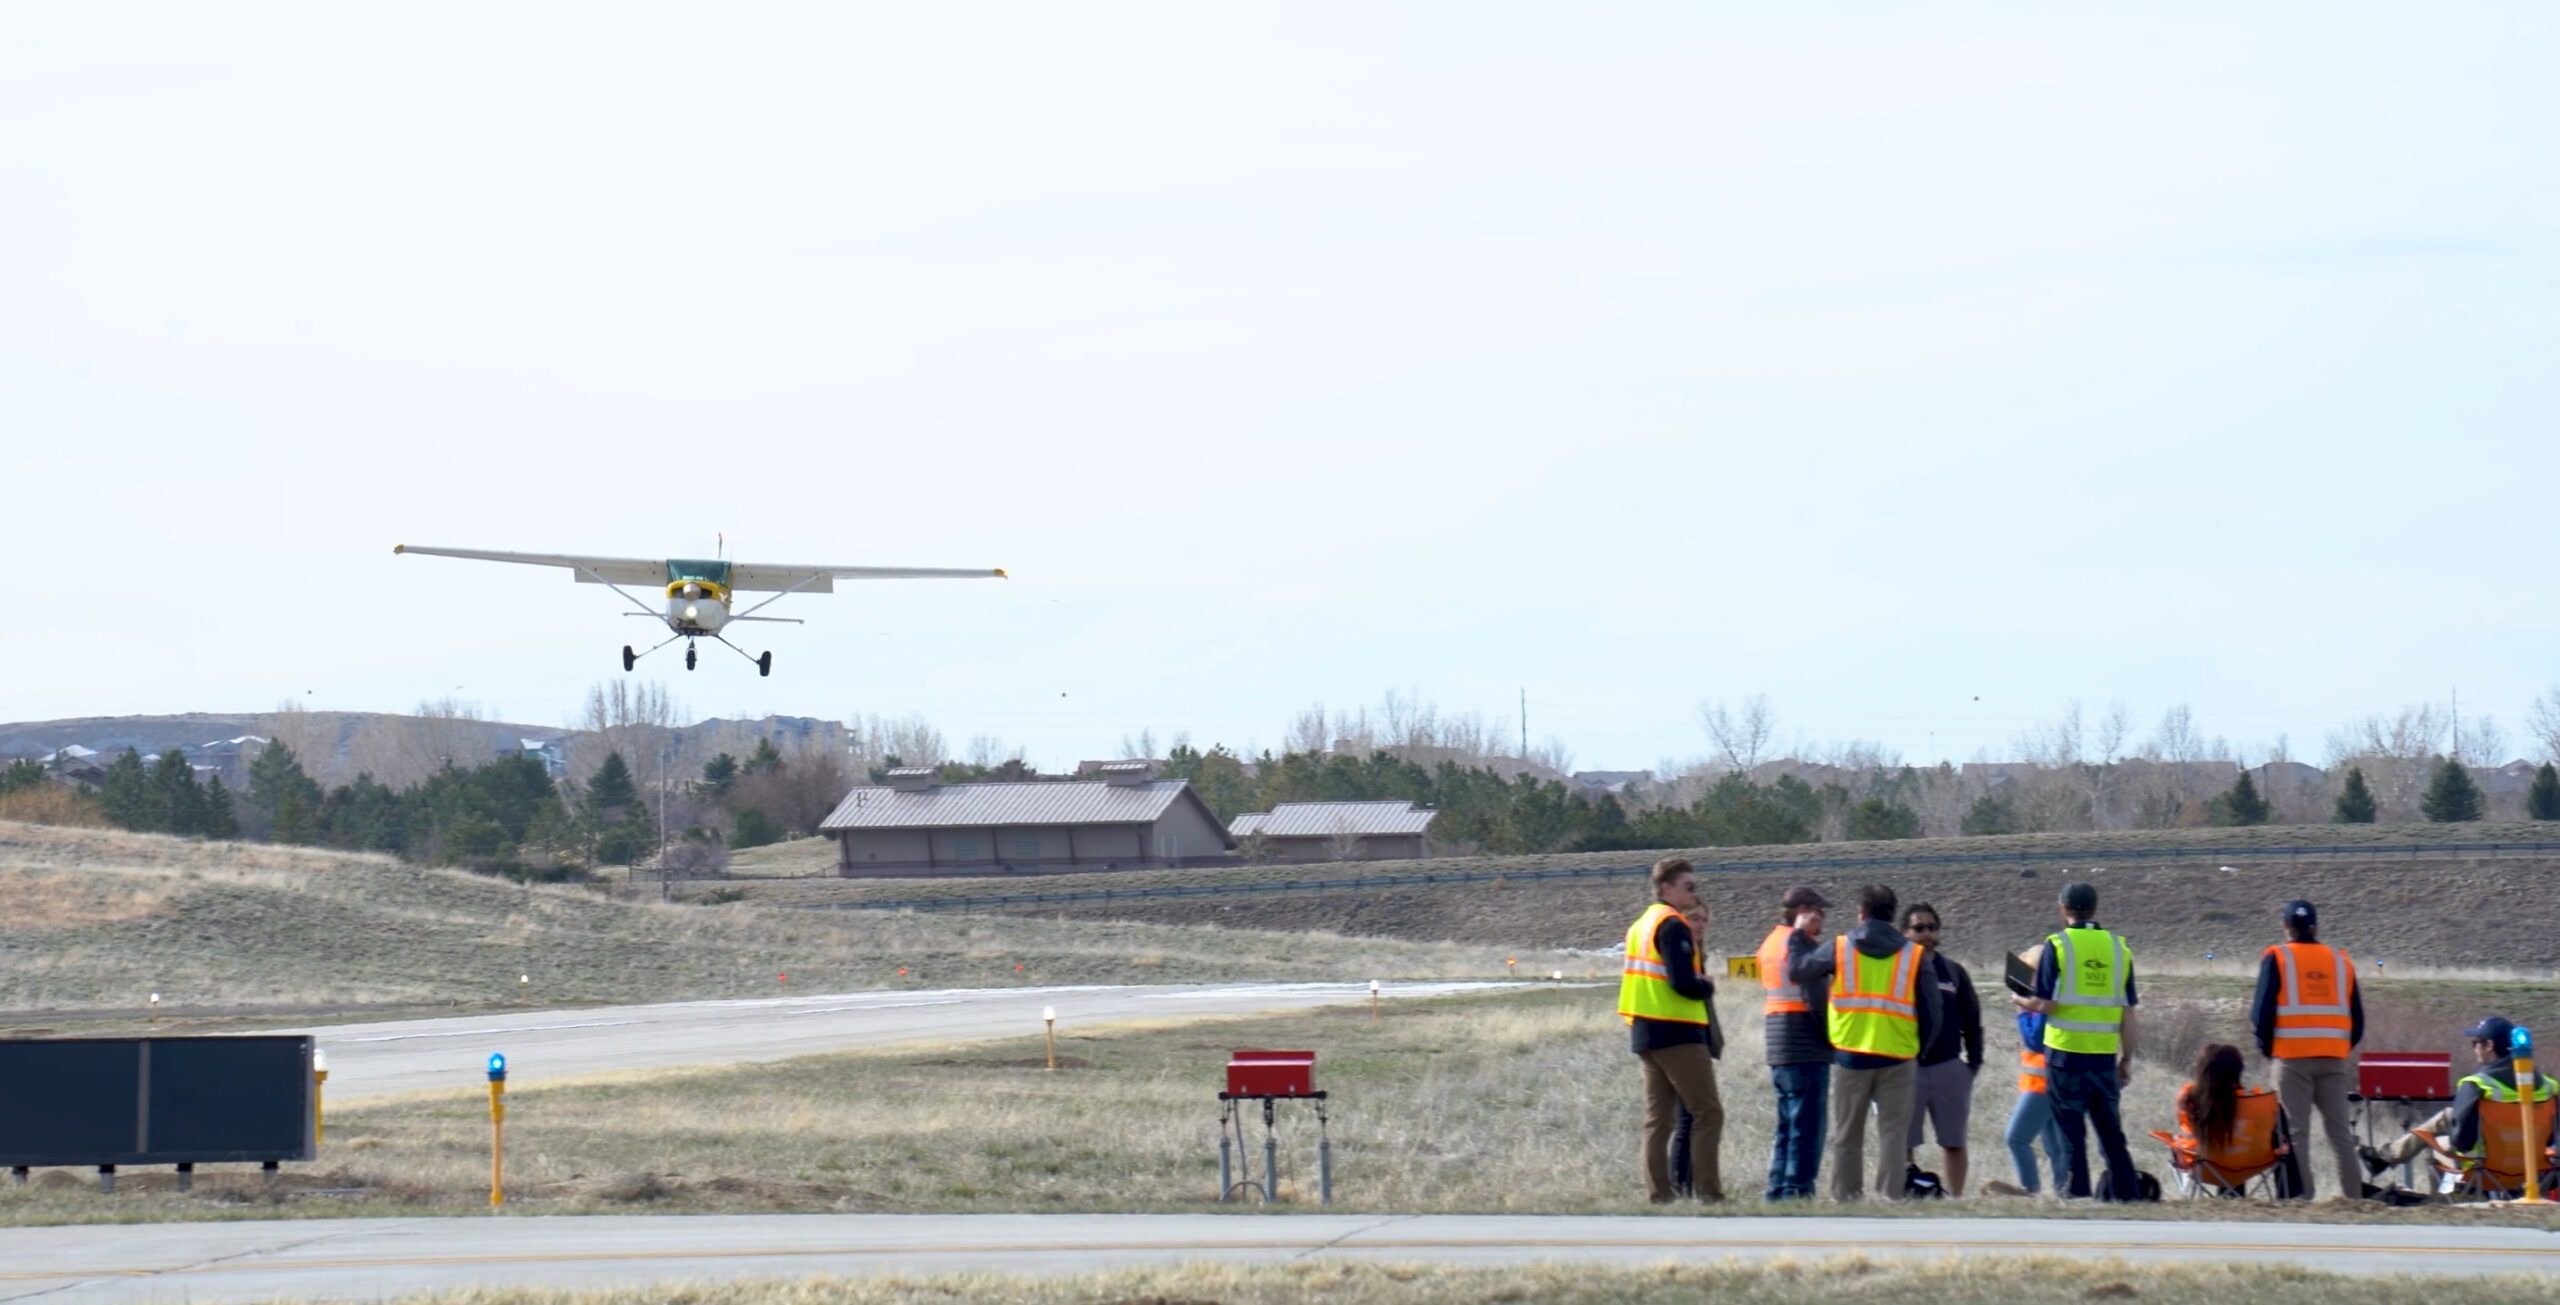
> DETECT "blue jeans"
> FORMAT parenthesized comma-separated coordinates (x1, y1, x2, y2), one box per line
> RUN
(2048, 1057, 2138, 1200)
(1765, 1061, 1829, 1200)
(2004, 1088, 2069, 1193)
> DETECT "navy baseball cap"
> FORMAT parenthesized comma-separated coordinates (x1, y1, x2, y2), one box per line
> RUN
(2464, 1016, 2516, 1046)
(2283, 900, 2317, 927)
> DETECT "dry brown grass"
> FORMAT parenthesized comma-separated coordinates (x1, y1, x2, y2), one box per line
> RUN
(9, 983, 2554, 1228)
(0, 822, 1571, 1021)
(0, 787, 108, 827)
(381, 1258, 2560, 1305)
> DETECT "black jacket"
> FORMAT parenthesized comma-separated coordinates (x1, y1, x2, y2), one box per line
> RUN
(1916, 951, 1983, 1069)
(1788, 918, 1943, 1071)
(1630, 912, 1718, 1054)
(2247, 944, 2365, 1058)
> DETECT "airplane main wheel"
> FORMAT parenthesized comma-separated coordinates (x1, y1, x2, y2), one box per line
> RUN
(757, 651, 772, 678)
(685, 647, 697, 670)
(621, 646, 636, 672)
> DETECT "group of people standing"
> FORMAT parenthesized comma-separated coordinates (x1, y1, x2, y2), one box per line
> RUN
(1618, 857, 2146, 1203)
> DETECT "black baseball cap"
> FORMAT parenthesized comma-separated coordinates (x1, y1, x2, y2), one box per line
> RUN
(2465, 1016, 2517, 1046)
(2060, 882, 2099, 913)
(1782, 885, 1829, 911)
(2283, 899, 2317, 926)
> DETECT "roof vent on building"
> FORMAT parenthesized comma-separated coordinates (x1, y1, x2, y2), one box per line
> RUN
(885, 766, 939, 793)
(1097, 760, 1153, 787)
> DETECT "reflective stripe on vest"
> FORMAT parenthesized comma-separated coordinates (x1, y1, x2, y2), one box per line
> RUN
(2042, 927, 2130, 1055)
(1617, 903, 1710, 1027)
(1825, 933, 1921, 1060)
(2458, 1070, 2557, 1158)
(2266, 942, 2355, 1060)
(1759, 925, 1808, 1015)
(2019, 1046, 2049, 1095)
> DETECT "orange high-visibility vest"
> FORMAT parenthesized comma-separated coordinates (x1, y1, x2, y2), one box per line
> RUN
(2019, 1046, 2048, 1095)
(2266, 941, 2355, 1060)
(1759, 924, 1809, 1015)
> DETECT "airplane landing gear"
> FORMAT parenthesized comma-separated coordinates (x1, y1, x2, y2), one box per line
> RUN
(757, 651, 772, 678)
(684, 643, 698, 671)
(621, 645, 636, 673)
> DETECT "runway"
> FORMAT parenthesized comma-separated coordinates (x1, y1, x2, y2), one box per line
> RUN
(6, 1212, 2557, 1302)
(293, 980, 1517, 1101)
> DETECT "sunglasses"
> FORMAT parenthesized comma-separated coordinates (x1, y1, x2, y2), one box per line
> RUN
(1908, 922, 1941, 933)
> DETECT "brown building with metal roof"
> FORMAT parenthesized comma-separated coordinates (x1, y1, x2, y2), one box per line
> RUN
(819, 763, 1236, 877)
(1227, 800, 1438, 863)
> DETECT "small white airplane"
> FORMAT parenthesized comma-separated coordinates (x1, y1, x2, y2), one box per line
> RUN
(394, 544, 1005, 675)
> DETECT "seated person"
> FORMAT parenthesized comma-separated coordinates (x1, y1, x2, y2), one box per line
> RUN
(2363, 1015, 2558, 1180)
(2169, 1042, 2293, 1190)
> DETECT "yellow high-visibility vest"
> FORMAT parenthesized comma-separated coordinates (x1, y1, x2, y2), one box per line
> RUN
(1824, 934, 1920, 1060)
(2042, 927, 2130, 1056)
(1617, 903, 1709, 1027)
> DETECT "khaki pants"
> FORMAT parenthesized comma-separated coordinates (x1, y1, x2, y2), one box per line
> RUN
(1828, 1059, 1917, 1201)
(2373, 1106, 2460, 1165)
(1638, 1044, 1725, 1202)
(2275, 1056, 2359, 1199)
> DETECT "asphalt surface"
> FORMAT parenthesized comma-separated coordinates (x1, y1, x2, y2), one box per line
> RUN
(8, 1213, 2560, 1301)
(296, 981, 1516, 1101)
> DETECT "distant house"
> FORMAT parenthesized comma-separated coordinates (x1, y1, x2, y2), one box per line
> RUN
(1570, 770, 1650, 797)
(1227, 800, 1437, 863)
(517, 737, 569, 780)
(819, 762, 1234, 877)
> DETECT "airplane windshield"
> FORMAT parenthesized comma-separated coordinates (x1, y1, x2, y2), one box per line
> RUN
(666, 559, 733, 586)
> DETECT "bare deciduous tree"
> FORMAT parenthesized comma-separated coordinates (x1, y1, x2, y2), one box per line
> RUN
(577, 681, 687, 786)
(1697, 695, 1776, 772)
(2530, 689, 2560, 763)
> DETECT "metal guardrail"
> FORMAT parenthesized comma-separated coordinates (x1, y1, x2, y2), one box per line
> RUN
(803, 839, 2560, 914)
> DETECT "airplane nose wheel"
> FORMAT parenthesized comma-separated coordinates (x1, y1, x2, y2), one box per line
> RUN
(684, 643, 698, 671)
(757, 651, 772, 678)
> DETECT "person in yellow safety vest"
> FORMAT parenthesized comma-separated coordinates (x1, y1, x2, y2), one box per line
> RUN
(2015, 881, 2141, 1200)
(1618, 857, 1725, 1202)
(1787, 883, 1942, 1201)
(1757, 885, 1831, 1200)
(2361, 1016, 2559, 1181)
(2250, 899, 2367, 1201)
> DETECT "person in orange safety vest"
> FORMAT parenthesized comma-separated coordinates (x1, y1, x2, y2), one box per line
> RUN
(2250, 899, 2364, 1200)
(1757, 884, 1831, 1200)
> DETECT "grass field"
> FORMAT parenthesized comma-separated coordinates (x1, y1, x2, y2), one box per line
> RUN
(370, 1259, 2560, 1305)
(718, 823, 2560, 971)
(8, 984, 2555, 1228)
(0, 823, 1570, 1024)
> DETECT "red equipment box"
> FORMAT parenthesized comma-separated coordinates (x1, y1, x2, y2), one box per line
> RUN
(2358, 1051, 2454, 1102)
(1226, 1050, 1318, 1098)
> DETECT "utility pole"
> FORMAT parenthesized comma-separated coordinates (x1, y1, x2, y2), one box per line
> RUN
(1519, 688, 1528, 762)
(2452, 686, 2462, 762)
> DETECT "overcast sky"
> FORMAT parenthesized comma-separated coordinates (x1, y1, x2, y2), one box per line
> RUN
(7, 4, 2555, 771)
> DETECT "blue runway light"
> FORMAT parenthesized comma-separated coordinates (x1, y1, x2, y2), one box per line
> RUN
(2515, 1027, 2535, 1058)
(488, 1052, 507, 1081)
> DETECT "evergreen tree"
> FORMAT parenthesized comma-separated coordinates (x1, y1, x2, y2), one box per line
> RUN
(587, 751, 639, 815)
(0, 758, 45, 795)
(98, 748, 151, 830)
(2214, 770, 2270, 826)
(2531, 763, 2560, 821)
(746, 738, 785, 776)
(702, 753, 739, 797)
(2421, 758, 2485, 822)
(728, 807, 782, 850)
(148, 747, 205, 835)
(246, 741, 324, 843)
(200, 777, 240, 839)
(2333, 766, 2378, 823)
(1960, 793, 2019, 836)
(1846, 798, 1922, 840)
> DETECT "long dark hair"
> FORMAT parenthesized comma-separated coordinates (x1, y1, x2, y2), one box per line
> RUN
(2186, 1043, 2245, 1150)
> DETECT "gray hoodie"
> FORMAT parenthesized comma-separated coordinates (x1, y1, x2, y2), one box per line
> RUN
(1788, 918, 1944, 1072)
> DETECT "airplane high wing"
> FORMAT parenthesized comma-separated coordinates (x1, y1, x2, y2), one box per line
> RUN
(392, 543, 1007, 676)
(392, 545, 669, 586)
(727, 562, 1007, 593)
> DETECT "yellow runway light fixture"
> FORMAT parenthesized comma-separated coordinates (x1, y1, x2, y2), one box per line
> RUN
(2515, 1027, 2551, 1206)
(1369, 979, 1381, 1022)
(1044, 1006, 1058, 1072)
(313, 1050, 329, 1148)
(148, 992, 159, 1026)
(487, 1053, 508, 1209)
